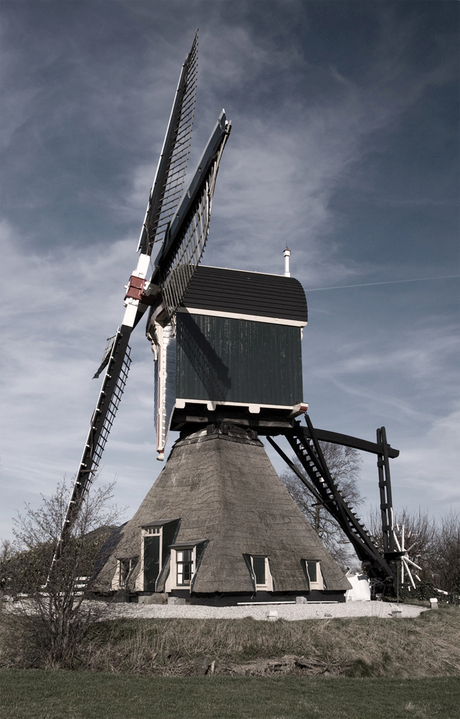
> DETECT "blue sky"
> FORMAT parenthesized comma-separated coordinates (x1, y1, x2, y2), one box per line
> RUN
(1, 0, 458, 541)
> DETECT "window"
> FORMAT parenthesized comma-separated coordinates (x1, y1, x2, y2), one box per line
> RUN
(166, 541, 207, 592)
(116, 557, 138, 589)
(252, 556, 266, 586)
(246, 555, 273, 591)
(307, 561, 317, 583)
(302, 560, 324, 590)
(176, 549, 193, 586)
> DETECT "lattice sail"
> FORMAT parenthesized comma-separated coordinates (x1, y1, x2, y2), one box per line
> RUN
(86, 337, 132, 478)
(49, 329, 132, 579)
(138, 32, 199, 255)
(160, 120, 230, 322)
(68, 329, 131, 508)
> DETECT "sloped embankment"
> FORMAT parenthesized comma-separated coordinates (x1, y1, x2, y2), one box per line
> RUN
(79, 606, 460, 677)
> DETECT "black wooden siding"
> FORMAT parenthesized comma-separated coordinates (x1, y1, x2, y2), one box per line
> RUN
(181, 266, 308, 323)
(176, 313, 303, 406)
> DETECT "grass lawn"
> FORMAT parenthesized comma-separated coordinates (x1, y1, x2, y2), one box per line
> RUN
(1, 670, 459, 719)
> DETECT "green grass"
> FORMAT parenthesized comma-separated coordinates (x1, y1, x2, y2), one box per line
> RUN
(1, 670, 459, 719)
(1, 609, 459, 718)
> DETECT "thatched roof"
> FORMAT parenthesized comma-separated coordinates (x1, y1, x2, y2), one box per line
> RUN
(93, 425, 350, 594)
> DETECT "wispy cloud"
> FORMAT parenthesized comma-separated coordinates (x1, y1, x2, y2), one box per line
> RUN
(394, 409, 460, 510)
(0, 1, 458, 539)
(307, 276, 460, 291)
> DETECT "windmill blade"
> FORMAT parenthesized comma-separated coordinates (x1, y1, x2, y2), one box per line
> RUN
(73, 329, 132, 500)
(152, 110, 231, 322)
(401, 558, 416, 589)
(393, 531, 402, 552)
(138, 31, 199, 256)
(50, 36, 201, 573)
(404, 556, 423, 571)
(54, 251, 156, 554)
(144, 111, 231, 458)
(93, 333, 118, 379)
(49, 326, 132, 577)
(52, 257, 158, 577)
(51, 37, 228, 572)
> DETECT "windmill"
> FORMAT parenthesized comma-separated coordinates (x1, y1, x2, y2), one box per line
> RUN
(54, 34, 403, 602)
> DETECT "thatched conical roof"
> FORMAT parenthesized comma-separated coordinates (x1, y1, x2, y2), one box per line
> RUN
(94, 425, 350, 595)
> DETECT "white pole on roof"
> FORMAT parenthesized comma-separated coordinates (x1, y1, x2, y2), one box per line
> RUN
(283, 247, 291, 277)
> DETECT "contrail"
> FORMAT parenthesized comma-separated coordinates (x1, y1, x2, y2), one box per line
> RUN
(306, 275, 460, 292)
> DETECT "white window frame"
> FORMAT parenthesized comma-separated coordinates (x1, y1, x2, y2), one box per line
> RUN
(305, 560, 324, 590)
(176, 548, 194, 586)
(167, 546, 196, 591)
(166, 541, 207, 592)
(250, 555, 273, 591)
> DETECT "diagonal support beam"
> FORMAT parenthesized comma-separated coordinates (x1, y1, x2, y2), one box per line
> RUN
(270, 415, 396, 582)
(266, 435, 324, 505)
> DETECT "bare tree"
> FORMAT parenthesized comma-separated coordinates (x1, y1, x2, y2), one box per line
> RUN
(280, 443, 363, 570)
(1, 477, 123, 668)
(432, 511, 460, 595)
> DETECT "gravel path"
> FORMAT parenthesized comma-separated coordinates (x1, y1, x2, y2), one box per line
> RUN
(102, 600, 428, 621)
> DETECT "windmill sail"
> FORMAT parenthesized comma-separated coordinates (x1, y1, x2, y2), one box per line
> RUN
(49, 328, 132, 576)
(138, 31, 199, 256)
(51, 34, 206, 570)
(156, 110, 231, 322)
(145, 110, 231, 457)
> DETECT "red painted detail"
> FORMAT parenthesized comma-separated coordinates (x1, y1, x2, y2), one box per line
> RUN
(125, 275, 146, 301)
(138, 292, 158, 306)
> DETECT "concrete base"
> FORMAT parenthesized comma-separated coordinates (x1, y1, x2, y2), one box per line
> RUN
(138, 594, 167, 605)
(168, 596, 187, 605)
